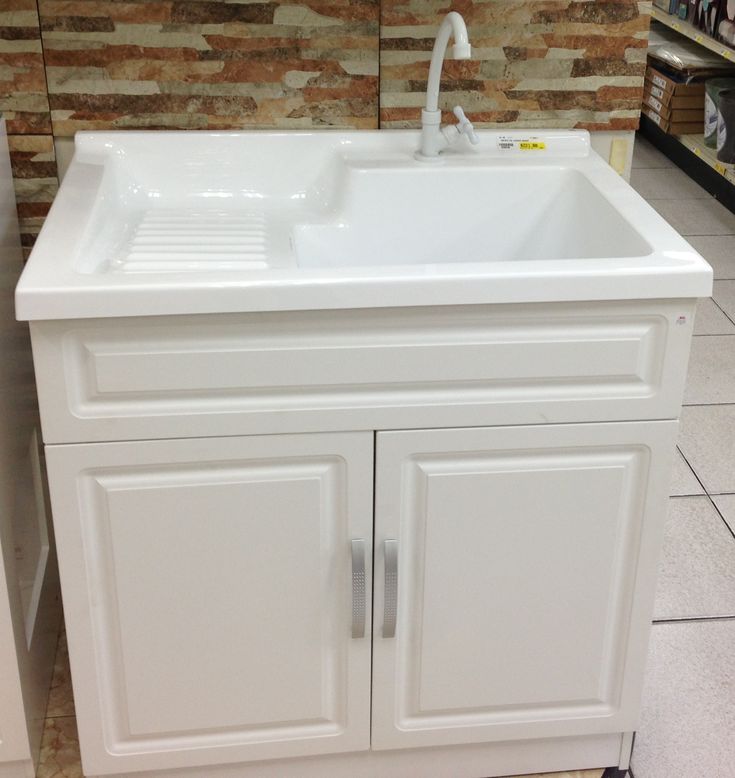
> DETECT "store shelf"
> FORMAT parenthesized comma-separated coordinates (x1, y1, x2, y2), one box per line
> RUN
(676, 132, 735, 183)
(639, 115, 735, 210)
(651, 6, 735, 61)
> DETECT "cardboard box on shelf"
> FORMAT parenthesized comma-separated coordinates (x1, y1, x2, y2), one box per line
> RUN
(641, 104, 705, 133)
(644, 90, 704, 122)
(645, 64, 707, 95)
(644, 79, 706, 107)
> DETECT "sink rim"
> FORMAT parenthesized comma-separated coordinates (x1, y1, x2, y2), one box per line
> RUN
(15, 129, 713, 321)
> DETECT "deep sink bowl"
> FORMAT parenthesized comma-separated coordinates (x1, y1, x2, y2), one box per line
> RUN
(293, 165, 650, 268)
(15, 129, 711, 321)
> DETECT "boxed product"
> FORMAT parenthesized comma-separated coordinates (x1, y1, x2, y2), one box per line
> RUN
(641, 104, 705, 133)
(645, 64, 707, 95)
(653, 0, 678, 10)
(643, 90, 703, 121)
(676, 0, 693, 19)
(644, 78, 706, 107)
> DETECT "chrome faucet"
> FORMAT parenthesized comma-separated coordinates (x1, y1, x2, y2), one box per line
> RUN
(416, 11, 479, 160)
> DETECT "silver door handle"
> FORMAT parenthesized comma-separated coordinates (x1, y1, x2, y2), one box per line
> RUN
(351, 539, 366, 639)
(383, 539, 398, 638)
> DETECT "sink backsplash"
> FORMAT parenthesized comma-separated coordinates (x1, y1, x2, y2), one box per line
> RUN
(1, 0, 649, 259)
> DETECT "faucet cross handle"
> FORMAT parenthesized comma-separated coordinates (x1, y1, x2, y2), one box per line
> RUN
(453, 106, 479, 145)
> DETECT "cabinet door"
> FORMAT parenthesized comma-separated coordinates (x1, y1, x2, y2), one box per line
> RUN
(372, 421, 676, 750)
(45, 432, 373, 775)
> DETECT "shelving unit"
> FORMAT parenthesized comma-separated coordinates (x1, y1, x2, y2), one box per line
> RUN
(651, 6, 735, 61)
(678, 132, 735, 183)
(642, 11, 735, 207)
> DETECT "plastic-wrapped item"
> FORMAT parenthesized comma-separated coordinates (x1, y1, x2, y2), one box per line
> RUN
(705, 78, 735, 145)
(692, 0, 721, 35)
(716, 88, 735, 161)
(719, 0, 735, 45)
(649, 36, 735, 72)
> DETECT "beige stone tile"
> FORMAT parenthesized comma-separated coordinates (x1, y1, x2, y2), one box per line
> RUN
(632, 620, 735, 778)
(46, 630, 75, 718)
(36, 716, 82, 778)
(654, 497, 735, 620)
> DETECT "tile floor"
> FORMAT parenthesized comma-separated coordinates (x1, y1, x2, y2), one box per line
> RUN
(629, 135, 735, 778)
(34, 136, 735, 778)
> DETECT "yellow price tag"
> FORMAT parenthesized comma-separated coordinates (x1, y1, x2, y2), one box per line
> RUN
(716, 163, 726, 175)
(519, 141, 546, 150)
(724, 49, 733, 59)
(695, 34, 703, 42)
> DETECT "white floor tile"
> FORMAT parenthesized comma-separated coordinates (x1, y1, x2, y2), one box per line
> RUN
(670, 449, 704, 496)
(712, 494, 735, 536)
(694, 298, 735, 335)
(649, 198, 735, 235)
(630, 167, 709, 200)
(688, 236, 735, 280)
(679, 405, 735, 494)
(631, 620, 735, 778)
(712, 279, 735, 321)
(510, 771, 603, 778)
(654, 497, 735, 620)
(632, 137, 676, 169)
(683, 335, 735, 404)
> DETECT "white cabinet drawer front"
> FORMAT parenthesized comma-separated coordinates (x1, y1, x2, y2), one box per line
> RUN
(32, 301, 693, 443)
(45, 432, 373, 775)
(372, 421, 676, 750)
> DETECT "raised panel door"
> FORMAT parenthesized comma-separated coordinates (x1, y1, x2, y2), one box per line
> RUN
(372, 421, 676, 750)
(45, 432, 373, 775)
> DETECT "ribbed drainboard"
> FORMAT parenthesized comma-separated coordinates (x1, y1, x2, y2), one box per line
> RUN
(112, 210, 270, 272)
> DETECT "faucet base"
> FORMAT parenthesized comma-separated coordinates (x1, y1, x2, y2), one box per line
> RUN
(413, 150, 445, 163)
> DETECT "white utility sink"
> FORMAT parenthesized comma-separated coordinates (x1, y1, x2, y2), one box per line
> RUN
(15, 129, 711, 320)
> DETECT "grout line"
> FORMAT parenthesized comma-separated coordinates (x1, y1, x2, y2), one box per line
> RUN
(653, 614, 735, 624)
(676, 447, 709, 497)
(710, 296, 735, 329)
(683, 401, 735, 407)
(708, 495, 735, 542)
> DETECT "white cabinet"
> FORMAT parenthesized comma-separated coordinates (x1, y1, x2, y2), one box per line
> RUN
(0, 117, 60, 778)
(45, 433, 374, 775)
(44, 420, 676, 777)
(371, 422, 675, 751)
(34, 299, 694, 778)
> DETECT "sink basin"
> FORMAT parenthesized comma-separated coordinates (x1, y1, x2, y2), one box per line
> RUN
(293, 165, 651, 268)
(15, 130, 711, 321)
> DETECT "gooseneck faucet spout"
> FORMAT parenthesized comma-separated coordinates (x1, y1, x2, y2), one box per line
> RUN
(416, 11, 479, 160)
